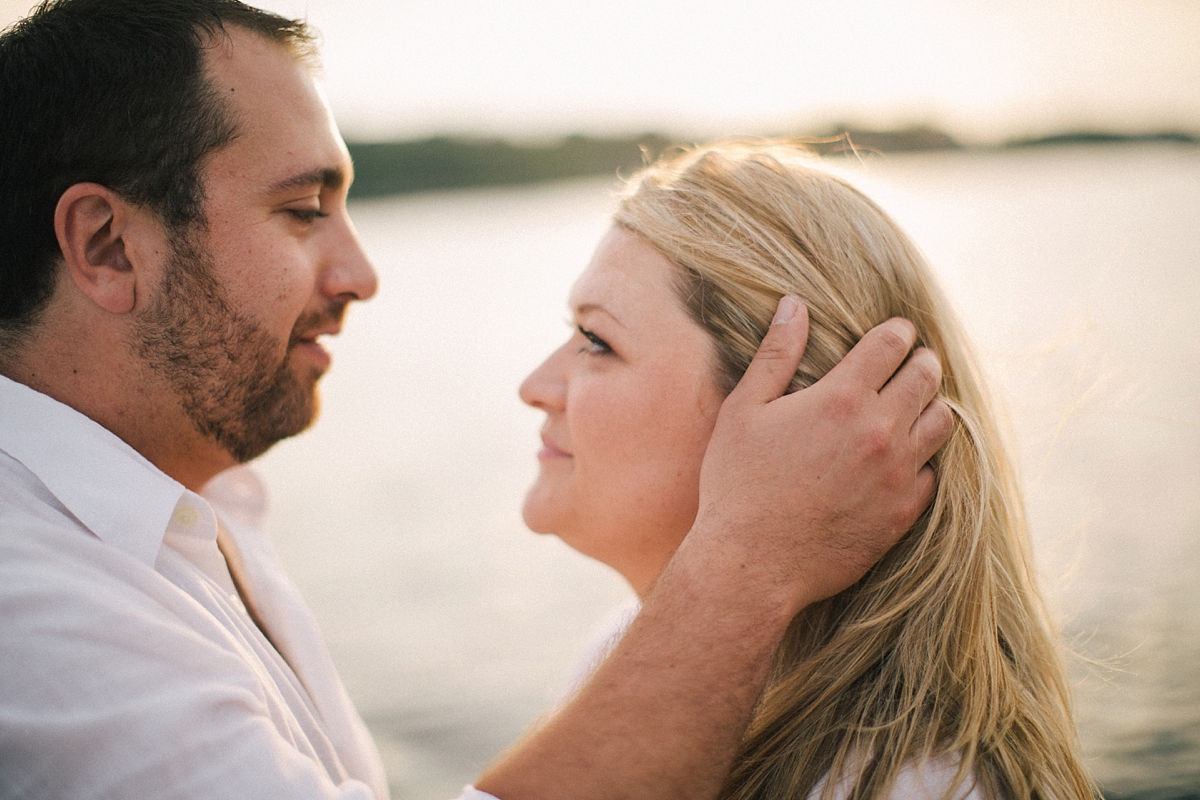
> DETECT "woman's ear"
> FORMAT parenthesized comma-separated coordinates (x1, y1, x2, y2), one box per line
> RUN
(53, 183, 142, 314)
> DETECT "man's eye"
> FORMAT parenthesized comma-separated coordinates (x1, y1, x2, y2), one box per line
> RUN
(577, 326, 611, 354)
(288, 208, 328, 223)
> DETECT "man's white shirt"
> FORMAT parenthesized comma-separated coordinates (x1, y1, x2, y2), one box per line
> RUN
(0, 375, 496, 800)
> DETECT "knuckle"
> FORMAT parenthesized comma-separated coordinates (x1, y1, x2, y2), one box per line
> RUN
(887, 489, 921, 532)
(929, 400, 956, 438)
(756, 322, 800, 357)
(827, 383, 862, 421)
(892, 504, 917, 534)
(912, 349, 942, 385)
(877, 318, 916, 351)
(862, 421, 892, 456)
(755, 339, 789, 362)
(875, 325, 910, 357)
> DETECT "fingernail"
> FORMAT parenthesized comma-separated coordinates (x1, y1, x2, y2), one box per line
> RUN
(772, 295, 799, 325)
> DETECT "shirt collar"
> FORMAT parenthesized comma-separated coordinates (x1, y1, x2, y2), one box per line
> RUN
(0, 375, 185, 566)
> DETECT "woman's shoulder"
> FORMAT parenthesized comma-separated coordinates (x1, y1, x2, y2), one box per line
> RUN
(810, 756, 986, 800)
(888, 759, 985, 800)
(556, 598, 641, 703)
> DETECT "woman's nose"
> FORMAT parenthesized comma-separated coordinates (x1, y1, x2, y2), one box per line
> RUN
(519, 345, 568, 411)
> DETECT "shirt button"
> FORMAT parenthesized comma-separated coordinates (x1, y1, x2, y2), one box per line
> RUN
(173, 507, 199, 528)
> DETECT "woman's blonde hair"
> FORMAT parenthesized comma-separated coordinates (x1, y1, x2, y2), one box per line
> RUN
(614, 141, 1097, 800)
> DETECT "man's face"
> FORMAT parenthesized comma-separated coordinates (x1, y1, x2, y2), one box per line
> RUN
(135, 230, 338, 463)
(135, 28, 377, 464)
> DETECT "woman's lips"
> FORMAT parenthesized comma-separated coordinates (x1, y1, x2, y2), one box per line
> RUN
(538, 432, 571, 460)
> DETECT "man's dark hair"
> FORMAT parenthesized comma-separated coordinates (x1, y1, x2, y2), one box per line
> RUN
(0, 0, 315, 334)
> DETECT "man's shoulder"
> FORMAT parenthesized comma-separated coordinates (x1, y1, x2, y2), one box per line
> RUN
(0, 447, 67, 520)
(0, 448, 195, 643)
(0, 449, 265, 720)
(0, 448, 97, 571)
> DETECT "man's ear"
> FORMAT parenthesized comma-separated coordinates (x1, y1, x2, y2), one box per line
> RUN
(54, 183, 144, 315)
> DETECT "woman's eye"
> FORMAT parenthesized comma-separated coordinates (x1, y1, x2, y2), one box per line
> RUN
(577, 326, 612, 355)
(287, 208, 328, 223)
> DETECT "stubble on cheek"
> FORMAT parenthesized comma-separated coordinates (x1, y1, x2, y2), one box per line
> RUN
(132, 237, 329, 463)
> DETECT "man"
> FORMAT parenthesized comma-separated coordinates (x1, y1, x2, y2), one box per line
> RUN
(0, 1, 953, 798)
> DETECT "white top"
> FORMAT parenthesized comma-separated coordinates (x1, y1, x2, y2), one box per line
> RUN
(564, 601, 986, 800)
(0, 376, 497, 800)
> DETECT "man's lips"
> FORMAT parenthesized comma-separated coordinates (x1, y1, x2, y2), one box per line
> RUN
(292, 326, 340, 371)
(293, 320, 342, 343)
(538, 432, 571, 460)
(293, 339, 331, 371)
(289, 303, 348, 372)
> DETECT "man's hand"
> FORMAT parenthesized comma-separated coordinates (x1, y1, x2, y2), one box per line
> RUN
(689, 296, 953, 614)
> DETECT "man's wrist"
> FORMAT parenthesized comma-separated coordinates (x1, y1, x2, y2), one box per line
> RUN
(674, 513, 815, 626)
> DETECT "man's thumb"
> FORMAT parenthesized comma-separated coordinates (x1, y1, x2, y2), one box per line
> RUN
(728, 296, 809, 407)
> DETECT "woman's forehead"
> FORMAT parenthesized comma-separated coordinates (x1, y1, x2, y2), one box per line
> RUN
(568, 227, 679, 318)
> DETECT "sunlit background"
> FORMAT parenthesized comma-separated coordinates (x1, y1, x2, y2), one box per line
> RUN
(305, 0, 1200, 144)
(5, 0, 1196, 141)
(4, 1, 1198, 798)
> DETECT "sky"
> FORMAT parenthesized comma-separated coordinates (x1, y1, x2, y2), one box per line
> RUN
(3, 0, 1199, 143)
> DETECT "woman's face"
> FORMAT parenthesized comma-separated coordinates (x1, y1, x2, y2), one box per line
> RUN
(520, 226, 726, 597)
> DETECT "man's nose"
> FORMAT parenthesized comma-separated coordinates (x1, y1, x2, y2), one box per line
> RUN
(321, 214, 378, 302)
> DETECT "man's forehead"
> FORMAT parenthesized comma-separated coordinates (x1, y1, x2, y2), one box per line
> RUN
(197, 24, 348, 189)
(202, 26, 303, 94)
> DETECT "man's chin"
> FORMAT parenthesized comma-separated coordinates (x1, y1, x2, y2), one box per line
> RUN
(223, 386, 321, 464)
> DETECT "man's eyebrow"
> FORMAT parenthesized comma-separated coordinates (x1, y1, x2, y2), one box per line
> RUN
(268, 167, 346, 194)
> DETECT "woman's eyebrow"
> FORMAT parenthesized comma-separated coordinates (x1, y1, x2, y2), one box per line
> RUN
(573, 302, 626, 327)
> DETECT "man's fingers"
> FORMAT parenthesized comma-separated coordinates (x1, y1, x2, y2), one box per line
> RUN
(911, 463, 938, 522)
(828, 318, 918, 393)
(884, 345, 953, 465)
(881, 347, 942, 415)
(727, 296, 810, 407)
(913, 398, 956, 464)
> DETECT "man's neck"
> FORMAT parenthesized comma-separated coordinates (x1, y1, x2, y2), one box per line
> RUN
(1, 329, 234, 493)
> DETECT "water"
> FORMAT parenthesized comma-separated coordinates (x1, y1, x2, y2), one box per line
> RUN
(255, 143, 1200, 799)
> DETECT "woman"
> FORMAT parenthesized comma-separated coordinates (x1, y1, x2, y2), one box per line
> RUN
(520, 141, 1096, 800)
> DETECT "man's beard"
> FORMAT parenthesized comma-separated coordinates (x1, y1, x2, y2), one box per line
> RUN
(133, 230, 342, 463)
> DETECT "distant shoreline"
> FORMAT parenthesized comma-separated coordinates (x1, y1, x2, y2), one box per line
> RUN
(346, 127, 1198, 199)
